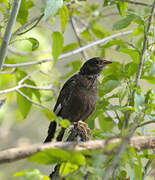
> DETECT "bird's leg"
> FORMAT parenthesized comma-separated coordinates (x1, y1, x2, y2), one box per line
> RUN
(73, 120, 91, 141)
(56, 127, 66, 141)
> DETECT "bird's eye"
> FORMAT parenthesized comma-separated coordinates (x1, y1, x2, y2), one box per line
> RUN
(94, 61, 99, 64)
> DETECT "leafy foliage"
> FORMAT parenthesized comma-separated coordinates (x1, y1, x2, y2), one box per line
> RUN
(52, 31, 64, 63)
(59, 5, 69, 33)
(17, 0, 34, 25)
(27, 37, 39, 51)
(16, 70, 41, 118)
(44, 0, 63, 19)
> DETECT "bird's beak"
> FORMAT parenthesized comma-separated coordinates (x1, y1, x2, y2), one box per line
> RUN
(102, 59, 112, 65)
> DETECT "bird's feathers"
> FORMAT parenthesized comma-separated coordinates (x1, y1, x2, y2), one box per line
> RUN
(44, 57, 112, 143)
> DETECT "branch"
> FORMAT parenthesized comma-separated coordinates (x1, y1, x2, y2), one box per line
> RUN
(0, 84, 54, 95)
(18, 69, 40, 85)
(142, 159, 152, 180)
(70, 16, 87, 60)
(0, 136, 155, 164)
(0, 68, 54, 94)
(16, 89, 48, 109)
(115, 0, 151, 7)
(134, 1, 155, 90)
(3, 30, 133, 68)
(11, 14, 44, 40)
(123, 1, 155, 129)
(0, 0, 21, 71)
(103, 119, 138, 180)
(138, 119, 155, 128)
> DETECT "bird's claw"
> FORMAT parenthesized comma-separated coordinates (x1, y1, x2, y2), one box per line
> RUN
(73, 121, 91, 141)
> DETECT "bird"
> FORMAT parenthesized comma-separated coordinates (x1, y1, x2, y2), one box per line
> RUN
(44, 57, 112, 143)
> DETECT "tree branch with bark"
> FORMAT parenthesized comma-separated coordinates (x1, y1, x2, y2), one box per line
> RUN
(0, 136, 155, 164)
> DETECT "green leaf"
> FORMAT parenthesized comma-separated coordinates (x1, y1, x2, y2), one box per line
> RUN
(59, 5, 69, 33)
(17, 0, 34, 25)
(27, 37, 39, 51)
(122, 106, 136, 112)
(59, 162, 78, 176)
(134, 93, 145, 111)
(103, 0, 115, 7)
(112, 14, 135, 31)
(58, 119, 70, 128)
(44, 0, 63, 19)
(118, 88, 128, 104)
(120, 170, 127, 178)
(13, 170, 27, 177)
(149, 63, 155, 75)
(103, 39, 127, 49)
(143, 76, 155, 84)
(102, 80, 121, 94)
(52, 31, 64, 63)
(121, 48, 139, 63)
(16, 70, 41, 118)
(131, 25, 144, 36)
(13, 169, 50, 179)
(91, 24, 110, 38)
(29, 149, 70, 164)
(125, 62, 138, 77)
(98, 116, 115, 132)
(117, 2, 127, 17)
(70, 152, 85, 166)
(80, 29, 92, 41)
(62, 43, 79, 53)
(16, 71, 32, 118)
(102, 62, 124, 81)
(145, 89, 154, 104)
(42, 109, 56, 121)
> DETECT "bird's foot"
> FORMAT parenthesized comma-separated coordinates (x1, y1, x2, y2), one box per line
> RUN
(73, 121, 91, 141)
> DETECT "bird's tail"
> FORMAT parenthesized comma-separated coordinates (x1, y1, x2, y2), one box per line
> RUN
(44, 121, 57, 143)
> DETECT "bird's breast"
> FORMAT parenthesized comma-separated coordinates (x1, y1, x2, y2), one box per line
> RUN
(69, 87, 97, 122)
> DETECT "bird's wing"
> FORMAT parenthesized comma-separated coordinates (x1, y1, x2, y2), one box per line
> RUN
(53, 74, 77, 115)
(44, 75, 77, 143)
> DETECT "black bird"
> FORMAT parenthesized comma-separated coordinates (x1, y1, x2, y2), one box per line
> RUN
(44, 57, 112, 143)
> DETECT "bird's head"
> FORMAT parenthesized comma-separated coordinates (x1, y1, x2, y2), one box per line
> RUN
(79, 57, 112, 75)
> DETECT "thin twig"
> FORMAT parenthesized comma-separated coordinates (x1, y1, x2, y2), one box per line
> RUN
(0, 83, 54, 95)
(22, 84, 54, 91)
(3, 30, 133, 68)
(10, 0, 75, 40)
(137, 119, 155, 128)
(0, 135, 155, 164)
(70, 16, 87, 60)
(11, 0, 75, 40)
(115, 0, 151, 7)
(0, 0, 21, 71)
(103, 119, 139, 180)
(15, 14, 44, 36)
(72, 16, 89, 33)
(18, 69, 40, 85)
(134, 1, 155, 90)
(142, 160, 152, 180)
(16, 89, 48, 109)
(11, 14, 44, 40)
